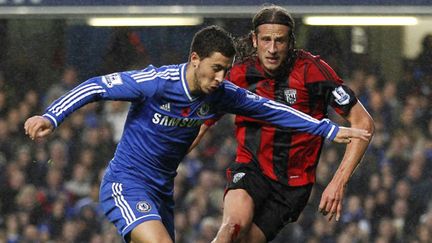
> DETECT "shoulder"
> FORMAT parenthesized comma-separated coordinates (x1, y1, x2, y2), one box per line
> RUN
(295, 49, 324, 66)
(222, 80, 240, 91)
(211, 81, 240, 98)
(218, 81, 257, 99)
(228, 57, 263, 87)
(232, 57, 257, 71)
(125, 64, 182, 83)
(294, 49, 342, 84)
(229, 59, 252, 76)
(113, 64, 183, 98)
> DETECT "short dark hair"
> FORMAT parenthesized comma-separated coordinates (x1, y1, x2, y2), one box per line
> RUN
(190, 25, 236, 60)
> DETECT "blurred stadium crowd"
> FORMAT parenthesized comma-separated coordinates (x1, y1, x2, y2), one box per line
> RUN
(0, 33, 431, 243)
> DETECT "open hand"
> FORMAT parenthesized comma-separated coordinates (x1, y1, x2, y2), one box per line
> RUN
(333, 127, 370, 143)
(318, 180, 346, 222)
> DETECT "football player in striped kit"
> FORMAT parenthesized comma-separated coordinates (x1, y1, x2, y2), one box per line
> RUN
(195, 6, 374, 243)
(25, 25, 370, 243)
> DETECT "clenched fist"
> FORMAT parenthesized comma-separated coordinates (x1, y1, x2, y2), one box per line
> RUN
(24, 116, 54, 140)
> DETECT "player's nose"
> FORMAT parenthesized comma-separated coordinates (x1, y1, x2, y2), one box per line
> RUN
(268, 41, 277, 54)
(215, 71, 225, 83)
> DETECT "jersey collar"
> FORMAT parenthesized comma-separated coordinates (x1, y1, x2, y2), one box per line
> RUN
(180, 63, 198, 102)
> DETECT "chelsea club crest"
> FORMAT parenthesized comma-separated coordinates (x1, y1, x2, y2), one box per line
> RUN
(284, 89, 297, 105)
(197, 103, 210, 117)
(136, 201, 151, 213)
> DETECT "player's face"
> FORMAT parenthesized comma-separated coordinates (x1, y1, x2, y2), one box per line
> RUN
(191, 52, 232, 95)
(253, 24, 290, 76)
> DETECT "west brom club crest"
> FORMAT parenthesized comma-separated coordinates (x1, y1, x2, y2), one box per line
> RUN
(284, 89, 297, 104)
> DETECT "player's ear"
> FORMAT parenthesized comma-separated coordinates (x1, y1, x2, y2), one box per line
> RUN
(252, 32, 257, 48)
(190, 52, 200, 68)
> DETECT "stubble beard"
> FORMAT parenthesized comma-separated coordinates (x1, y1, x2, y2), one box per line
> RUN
(267, 56, 290, 78)
(190, 71, 203, 96)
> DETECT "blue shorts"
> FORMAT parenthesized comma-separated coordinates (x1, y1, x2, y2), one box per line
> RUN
(99, 177, 175, 241)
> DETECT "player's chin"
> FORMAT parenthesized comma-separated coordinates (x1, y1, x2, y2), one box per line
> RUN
(205, 86, 218, 94)
(264, 64, 280, 74)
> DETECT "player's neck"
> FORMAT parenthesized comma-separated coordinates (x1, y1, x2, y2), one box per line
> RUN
(185, 63, 201, 96)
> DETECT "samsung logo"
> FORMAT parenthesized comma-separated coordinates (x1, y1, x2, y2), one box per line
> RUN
(152, 113, 203, 127)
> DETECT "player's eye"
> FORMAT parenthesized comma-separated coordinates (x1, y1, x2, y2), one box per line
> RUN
(260, 36, 271, 41)
(212, 66, 223, 72)
(275, 37, 288, 44)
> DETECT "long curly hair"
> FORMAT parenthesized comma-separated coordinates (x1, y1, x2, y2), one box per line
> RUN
(235, 5, 298, 76)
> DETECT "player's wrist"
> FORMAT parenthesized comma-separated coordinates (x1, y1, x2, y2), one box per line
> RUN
(332, 170, 350, 186)
(42, 114, 58, 129)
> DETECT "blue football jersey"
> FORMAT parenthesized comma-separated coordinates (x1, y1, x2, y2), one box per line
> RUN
(43, 63, 339, 197)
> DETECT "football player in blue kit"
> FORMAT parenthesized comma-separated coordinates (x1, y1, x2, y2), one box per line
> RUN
(24, 25, 370, 243)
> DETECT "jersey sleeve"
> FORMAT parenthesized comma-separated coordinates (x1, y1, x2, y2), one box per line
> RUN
(306, 57, 357, 116)
(43, 66, 159, 128)
(218, 81, 339, 141)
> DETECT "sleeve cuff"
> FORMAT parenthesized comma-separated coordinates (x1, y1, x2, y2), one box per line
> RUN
(326, 124, 339, 141)
(43, 114, 58, 128)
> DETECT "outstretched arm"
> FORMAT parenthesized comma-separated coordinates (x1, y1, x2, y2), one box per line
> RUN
(220, 82, 370, 143)
(319, 101, 374, 221)
(187, 105, 371, 155)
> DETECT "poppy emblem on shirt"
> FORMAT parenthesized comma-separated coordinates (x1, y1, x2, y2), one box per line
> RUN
(181, 107, 191, 117)
(233, 172, 246, 183)
(136, 201, 151, 213)
(284, 88, 297, 104)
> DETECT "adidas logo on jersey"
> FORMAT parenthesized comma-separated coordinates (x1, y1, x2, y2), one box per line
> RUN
(160, 103, 171, 112)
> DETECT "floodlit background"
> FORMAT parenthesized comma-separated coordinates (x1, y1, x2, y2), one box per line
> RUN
(0, 1, 431, 242)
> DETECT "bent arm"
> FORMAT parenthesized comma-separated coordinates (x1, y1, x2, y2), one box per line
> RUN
(42, 71, 157, 129)
(331, 101, 374, 185)
(43, 78, 108, 128)
(319, 101, 374, 221)
(25, 78, 111, 140)
(25, 70, 158, 139)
